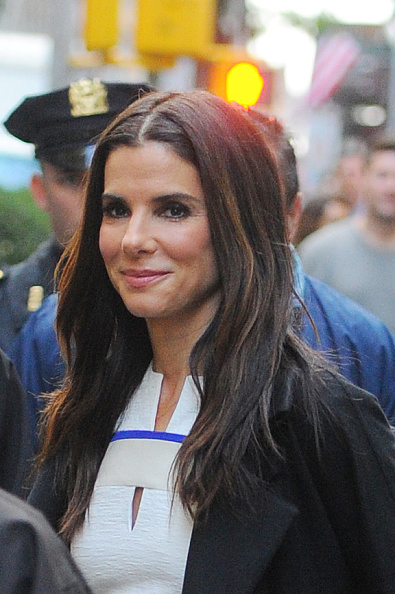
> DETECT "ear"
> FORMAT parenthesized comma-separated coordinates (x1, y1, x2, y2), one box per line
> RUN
(30, 173, 49, 212)
(287, 191, 302, 243)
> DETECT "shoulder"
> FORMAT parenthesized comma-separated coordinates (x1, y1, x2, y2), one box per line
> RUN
(13, 293, 59, 362)
(290, 372, 395, 457)
(0, 240, 60, 352)
(268, 371, 395, 534)
(0, 238, 60, 294)
(20, 293, 58, 335)
(303, 274, 395, 419)
(270, 373, 395, 515)
(11, 292, 62, 395)
(298, 217, 356, 257)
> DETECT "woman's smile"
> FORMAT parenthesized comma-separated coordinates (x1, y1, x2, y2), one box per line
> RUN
(121, 268, 172, 289)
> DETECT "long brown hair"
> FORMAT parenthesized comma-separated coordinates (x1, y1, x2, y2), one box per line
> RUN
(39, 90, 324, 542)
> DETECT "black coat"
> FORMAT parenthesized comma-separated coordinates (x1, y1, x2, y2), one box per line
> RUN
(0, 349, 33, 497)
(29, 375, 395, 593)
(0, 488, 91, 593)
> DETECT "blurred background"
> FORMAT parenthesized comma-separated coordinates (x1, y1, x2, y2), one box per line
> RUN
(0, 0, 394, 262)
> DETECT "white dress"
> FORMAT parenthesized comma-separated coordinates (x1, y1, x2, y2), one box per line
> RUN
(71, 365, 200, 593)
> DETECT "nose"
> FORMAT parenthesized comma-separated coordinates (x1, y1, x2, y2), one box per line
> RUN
(121, 212, 156, 256)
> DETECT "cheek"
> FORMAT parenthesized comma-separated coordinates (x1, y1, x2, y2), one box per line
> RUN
(190, 233, 218, 279)
(167, 227, 213, 264)
(99, 225, 118, 264)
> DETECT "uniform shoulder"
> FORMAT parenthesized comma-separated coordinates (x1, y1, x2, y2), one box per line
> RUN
(0, 239, 54, 287)
(0, 264, 10, 285)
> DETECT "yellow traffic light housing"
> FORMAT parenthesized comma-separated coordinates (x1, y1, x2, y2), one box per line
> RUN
(135, 0, 248, 70)
(84, 0, 119, 51)
(136, 0, 217, 60)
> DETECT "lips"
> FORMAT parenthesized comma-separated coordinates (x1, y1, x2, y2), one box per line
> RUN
(122, 269, 170, 288)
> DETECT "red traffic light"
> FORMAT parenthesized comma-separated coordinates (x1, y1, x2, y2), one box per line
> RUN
(225, 62, 265, 108)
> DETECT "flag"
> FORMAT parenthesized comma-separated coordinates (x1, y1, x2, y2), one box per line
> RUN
(307, 32, 361, 109)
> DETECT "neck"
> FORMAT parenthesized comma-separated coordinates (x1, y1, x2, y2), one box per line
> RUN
(356, 212, 395, 248)
(150, 325, 191, 379)
(147, 301, 216, 380)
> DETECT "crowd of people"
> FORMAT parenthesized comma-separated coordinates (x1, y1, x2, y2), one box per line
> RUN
(299, 138, 395, 333)
(0, 79, 394, 593)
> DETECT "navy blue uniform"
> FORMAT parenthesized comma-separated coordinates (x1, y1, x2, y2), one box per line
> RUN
(0, 238, 62, 355)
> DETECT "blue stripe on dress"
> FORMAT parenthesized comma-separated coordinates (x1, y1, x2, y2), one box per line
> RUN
(111, 430, 186, 443)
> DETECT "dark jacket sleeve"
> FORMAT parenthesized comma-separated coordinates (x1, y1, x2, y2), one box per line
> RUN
(0, 488, 91, 594)
(0, 349, 33, 497)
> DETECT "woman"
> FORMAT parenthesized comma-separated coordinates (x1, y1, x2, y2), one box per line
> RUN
(29, 91, 395, 593)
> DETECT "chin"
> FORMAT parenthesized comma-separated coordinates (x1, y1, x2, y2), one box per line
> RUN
(124, 303, 167, 319)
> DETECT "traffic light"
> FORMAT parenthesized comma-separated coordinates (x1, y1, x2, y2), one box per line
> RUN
(208, 61, 274, 108)
(135, 0, 251, 71)
(84, 0, 119, 51)
(225, 62, 264, 108)
(136, 0, 217, 60)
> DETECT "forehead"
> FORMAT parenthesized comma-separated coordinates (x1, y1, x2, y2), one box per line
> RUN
(104, 143, 204, 196)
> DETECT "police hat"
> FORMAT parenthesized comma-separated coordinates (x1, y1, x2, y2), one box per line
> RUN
(4, 79, 154, 171)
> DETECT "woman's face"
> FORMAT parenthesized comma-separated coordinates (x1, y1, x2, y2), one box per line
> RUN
(99, 142, 220, 328)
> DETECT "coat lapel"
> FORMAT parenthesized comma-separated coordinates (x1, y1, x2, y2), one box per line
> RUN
(182, 485, 298, 594)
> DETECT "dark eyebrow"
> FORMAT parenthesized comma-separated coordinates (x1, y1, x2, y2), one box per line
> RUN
(101, 192, 202, 204)
(151, 192, 202, 205)
(101, 192, 124, 202)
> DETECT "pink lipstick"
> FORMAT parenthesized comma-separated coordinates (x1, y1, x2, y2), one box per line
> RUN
(122, 269, 169, 288)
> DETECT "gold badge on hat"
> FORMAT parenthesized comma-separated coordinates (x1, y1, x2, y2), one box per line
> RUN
(69, 78, 109, 117)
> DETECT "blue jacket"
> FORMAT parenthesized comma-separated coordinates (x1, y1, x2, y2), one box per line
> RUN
(302, 275, 395, 424)
(12, 272, 395, 450)
(11, 293, 64, 449)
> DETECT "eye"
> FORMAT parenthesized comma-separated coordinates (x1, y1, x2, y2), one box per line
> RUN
(161, 202, 191, 219)
(102, 199, 130, 219)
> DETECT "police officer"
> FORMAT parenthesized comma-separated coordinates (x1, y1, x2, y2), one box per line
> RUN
(0, 79, 153, 354)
